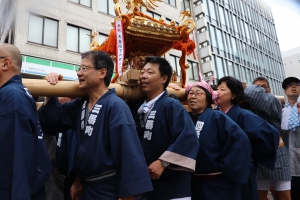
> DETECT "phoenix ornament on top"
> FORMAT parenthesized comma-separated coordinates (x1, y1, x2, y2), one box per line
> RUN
(122, 0, 162, 12)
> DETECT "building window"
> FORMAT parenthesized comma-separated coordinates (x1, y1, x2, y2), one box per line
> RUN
(98, 33, 108, 44)
(164, 0, 176, 7)
(180, 0, 191, 11)
(67, 25, 91, 53)
(199, 41, 208, 48)
(145, 10, 161, 20)
(195, 13, 204, 20)
(28, 15, 58, 48)
(169, 54, 181, 76)
(187, 60, 200, 81)
(208, 0, 216, 20)
(69, 0, 91, 7)
(166, 18, 179, 26)
(98, 0, 114, 15)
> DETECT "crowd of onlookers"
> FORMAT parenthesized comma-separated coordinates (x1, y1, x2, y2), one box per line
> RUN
(0, 43, 300, 200)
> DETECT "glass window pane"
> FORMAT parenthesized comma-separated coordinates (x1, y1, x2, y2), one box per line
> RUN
(243, 43, 248, 62)
(79, 28, 91, 53)
(216, 29, 224, 51)
(224, 10, 230, 28)
(99, 0, 107, 13)
(232, 15, 238, 33)
(209, 25, 217, 48)
(153, 13, 161, 20)
(236, 40, 243, 60)
(240, 21, 245, 37)
(170, 0, 176, 7)
(180, 0, 184, 11)
(255, 29, 260, 44)
(228, 61, 234, 76)
(223, 60, 228, 76)
(246, 69, 251, 85)
(28, 15, 43, 44)
(245, 23, 250, 40)
(184, 0, 190, 10)
(234, 64, 240, 79)
(109, 1, 115, 15)
(169, 55, 177, 74)
(192, 62, 199, 81)
(219, 6, 226, 25)
(203, 0, 209, 14)
(231, 37, 238, 57)
(188, 64, 194, 80)
(80, 0, 91, 7)
(98, 33, 107, 44)
(240, 1, 245, 16)
(44, 18, 58, 47)
(144, 10, 153, 17)
(175, 57, 181, 76)
(216, 57, 224, 79)
(67, 26, 79, 52)
(241, 67, 246, 82)
(208, 0, 216, 20)
(226, 34, 232, 55)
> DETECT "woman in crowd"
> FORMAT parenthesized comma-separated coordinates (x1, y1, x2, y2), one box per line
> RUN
(216, 76, 279, 200)
(186, 81, 252, 200)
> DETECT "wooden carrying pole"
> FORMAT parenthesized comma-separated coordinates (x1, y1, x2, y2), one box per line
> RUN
(22, 79, 187, 101)
(23, 79, 285, 104)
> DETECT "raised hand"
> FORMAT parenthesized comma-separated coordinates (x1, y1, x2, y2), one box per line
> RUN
(45, 72, 63, 85)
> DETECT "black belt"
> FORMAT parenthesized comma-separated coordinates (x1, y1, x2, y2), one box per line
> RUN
(85, 170, 116, 182)
(192, 172, 222, 180)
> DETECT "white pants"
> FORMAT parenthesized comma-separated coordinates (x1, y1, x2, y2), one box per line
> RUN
(257, 179, 291, 191)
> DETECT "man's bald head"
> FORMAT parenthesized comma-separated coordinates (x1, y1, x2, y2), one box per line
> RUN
(0, 43, 22, 69)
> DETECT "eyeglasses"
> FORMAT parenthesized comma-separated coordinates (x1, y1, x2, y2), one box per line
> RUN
(286, 82, 300, 88)
(0, 56, 6, 59)
(188, 90, 206, 97)
(76, 65, 95, 72)
(260, 84, 269, 89)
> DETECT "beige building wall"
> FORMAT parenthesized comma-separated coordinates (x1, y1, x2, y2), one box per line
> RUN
(282, 47, 300, 79)
(11, 0, 199, 83)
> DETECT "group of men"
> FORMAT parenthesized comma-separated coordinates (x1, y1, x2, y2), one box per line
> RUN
(0, 43, 300, 200)
(243, 76, 300, 200)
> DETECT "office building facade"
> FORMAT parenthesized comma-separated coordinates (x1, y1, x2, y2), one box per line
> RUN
(0, 0, 285, 94)
(192, 0, 285, 95)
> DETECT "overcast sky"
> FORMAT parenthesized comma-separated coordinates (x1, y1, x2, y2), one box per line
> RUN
(263, 0, 300, 52)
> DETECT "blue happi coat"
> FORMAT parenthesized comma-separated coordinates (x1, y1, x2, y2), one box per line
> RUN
(189, 107, 252, 200)
(55, 129, 76, 177)
(0, 75, 51, 199)
(128, 91, 199, 199)
(226, 104, 279, 200)
(55, 129, 76, 200)
(39, 89, 153, 199)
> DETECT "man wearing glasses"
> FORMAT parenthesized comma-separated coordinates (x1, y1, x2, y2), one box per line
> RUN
(243, 77, 291, 200)
(39, 50, 152, 200)
(0, 43, 51, 199)
(281, 77, 300, 199)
